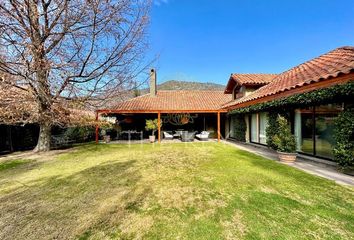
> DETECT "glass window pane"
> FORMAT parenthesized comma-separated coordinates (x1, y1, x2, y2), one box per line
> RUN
(259, 112, 268, 144)
(295, 108, 314, 155)
(250, 114, 258, 143)
(315, 104, 342, 159)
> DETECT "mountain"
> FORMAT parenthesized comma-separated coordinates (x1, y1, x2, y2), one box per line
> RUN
(100, 80, 226, 108)
(156, 80, 225, 91)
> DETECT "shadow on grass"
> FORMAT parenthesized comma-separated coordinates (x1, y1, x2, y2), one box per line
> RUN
(0, 159, 35, 172)
(0, 159, 151, 240)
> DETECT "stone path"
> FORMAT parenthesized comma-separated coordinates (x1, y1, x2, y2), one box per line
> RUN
(223, 140, 354, 186)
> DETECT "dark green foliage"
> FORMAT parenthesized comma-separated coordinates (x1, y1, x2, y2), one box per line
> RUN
(63, 126, 95, 143)
(232, 115, 246, 142)
(272, 115, 297, 153)
(266, 112, 279, 150)
(333, 107, 354, 169)
(229, 81, 354, 114)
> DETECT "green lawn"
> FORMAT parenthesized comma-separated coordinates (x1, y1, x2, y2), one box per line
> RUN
(0, 143, 353, 240)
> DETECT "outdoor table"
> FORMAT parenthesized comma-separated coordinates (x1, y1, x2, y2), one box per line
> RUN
(120, 131, 143, 141)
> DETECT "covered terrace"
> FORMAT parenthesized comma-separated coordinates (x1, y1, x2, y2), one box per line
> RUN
(95, 90, 232, 143)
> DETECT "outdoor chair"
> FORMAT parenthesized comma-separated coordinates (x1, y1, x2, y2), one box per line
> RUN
(163, 131, 174, 140)
(181, 131, 197, 142)
(173, 130, 184, 138)
(196, 131, 210, 141)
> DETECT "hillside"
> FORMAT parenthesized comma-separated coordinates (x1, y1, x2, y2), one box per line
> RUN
(100, 80, 226, 108)
(156, 80, 225, 91)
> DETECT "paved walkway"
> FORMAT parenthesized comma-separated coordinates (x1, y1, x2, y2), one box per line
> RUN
(223, 140, 354, 186)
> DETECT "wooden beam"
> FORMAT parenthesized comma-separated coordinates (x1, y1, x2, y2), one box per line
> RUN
(158, 112, 161, 143)
(217, 111, 221, 142)
(95, 111, 99, 144)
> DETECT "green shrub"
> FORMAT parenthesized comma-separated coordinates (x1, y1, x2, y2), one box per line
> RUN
(272, 115, 296, 153)
(64, 126, 95, 143)
(232, 115, 246, 142)
(333, 107, 354, 169)
(266, 112, 279, 150)
(145, 119, 161, 136)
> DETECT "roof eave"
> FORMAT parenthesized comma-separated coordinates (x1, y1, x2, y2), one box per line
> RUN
(226, 72, 354, 112)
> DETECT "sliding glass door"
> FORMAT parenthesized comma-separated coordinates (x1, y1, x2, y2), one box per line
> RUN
(314, 104, 341, 159)
(259, 112, 268, 144)
(295, 108, 314, 155)
(250, 112, 268, 144)
(294, 104, 342, 160)
(250, 114, 258, 142)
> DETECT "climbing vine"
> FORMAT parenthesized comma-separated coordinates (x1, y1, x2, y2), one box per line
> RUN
(232, 115, 246, 142)
(229, 81, 354, 115)
(333, 106, 354, 170)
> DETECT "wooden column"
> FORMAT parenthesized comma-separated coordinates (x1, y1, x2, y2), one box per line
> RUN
(217, 111, 221, 142)
(158, 112, 161, 143)
(95, 111, 99, 144)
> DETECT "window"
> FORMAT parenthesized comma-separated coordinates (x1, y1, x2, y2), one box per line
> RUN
(250, 113, 258, 142)
(294, 104, 342, 160)
(259, 112, 268, 144)
(315, 104, 342, 158)
(250, 112, 268, 144)
(295, 108, 314, 154)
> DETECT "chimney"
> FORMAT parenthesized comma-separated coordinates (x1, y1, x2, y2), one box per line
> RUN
(150, 68, 157, 96)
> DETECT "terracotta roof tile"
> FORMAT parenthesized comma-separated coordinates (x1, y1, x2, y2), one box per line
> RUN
(225, 46, 354, 108)
(111, 90, 232, 111)
(232, 73, 277, 85)
(224, 73, 277, 93)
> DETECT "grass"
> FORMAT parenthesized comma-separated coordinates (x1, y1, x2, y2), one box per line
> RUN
(0, 142, 353, 239)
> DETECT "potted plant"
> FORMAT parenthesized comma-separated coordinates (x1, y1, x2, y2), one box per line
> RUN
(272, 115, 297, 163)
(100, 122, 113, 143)
(145, 119, 161, 143)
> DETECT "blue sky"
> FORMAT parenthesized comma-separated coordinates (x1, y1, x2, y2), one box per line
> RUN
(147, 0, 354, 85)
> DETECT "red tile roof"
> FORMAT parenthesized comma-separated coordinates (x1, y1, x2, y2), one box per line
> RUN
(224, 73, 277, 93)
(225, 46, 354, 108)
(109, 90, 232, 112)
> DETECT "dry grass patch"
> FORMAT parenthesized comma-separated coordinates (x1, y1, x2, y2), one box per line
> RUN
(0, 143, 353, 240)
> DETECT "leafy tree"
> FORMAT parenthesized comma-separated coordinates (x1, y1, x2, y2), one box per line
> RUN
(145, 119, 161, 136)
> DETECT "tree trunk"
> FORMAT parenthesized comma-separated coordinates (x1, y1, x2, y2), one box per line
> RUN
(34, 123, 51, 152)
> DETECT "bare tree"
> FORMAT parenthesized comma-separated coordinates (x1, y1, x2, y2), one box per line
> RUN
(0, 0, 151, 151)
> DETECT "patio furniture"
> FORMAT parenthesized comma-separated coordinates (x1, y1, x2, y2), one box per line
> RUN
(163, 131, 174, 140)
(173, 130, 184, 138)
(196, 131, 210, 141)
(120, 130, 143, 140)
(181, 131, 197, 142)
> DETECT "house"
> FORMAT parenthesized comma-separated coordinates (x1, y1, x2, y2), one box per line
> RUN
(96, 69, 233, 142)
(96, 46, 354, 161)
(224, 46, 354, 160)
